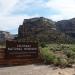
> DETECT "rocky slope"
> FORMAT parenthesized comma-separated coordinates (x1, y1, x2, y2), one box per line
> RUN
(1, 17, 75, 44)
(56, 18, 75, 37)
(18, 17, 74, 43)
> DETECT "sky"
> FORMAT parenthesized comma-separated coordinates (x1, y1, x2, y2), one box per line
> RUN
(0, 0, 75, 34)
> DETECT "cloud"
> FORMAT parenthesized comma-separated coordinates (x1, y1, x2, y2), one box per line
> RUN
(12, 0, 75, 21)
(47, 15, 64, 21)
(0, 0, 40, 33)
(0, 0, 75, 33)
(45, 0, 75, 20)
(11, 0, 47, 15)
(0, 0, 18, 16)
(0, 14, 40, 34)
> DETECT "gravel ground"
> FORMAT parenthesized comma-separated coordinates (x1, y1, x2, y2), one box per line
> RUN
(0, 64, 75, 75)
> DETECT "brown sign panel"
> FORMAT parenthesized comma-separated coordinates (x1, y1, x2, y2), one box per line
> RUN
(6, 40, 38, 59)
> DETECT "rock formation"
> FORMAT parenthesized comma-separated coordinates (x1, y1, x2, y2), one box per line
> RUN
(56, 18, 75, 37)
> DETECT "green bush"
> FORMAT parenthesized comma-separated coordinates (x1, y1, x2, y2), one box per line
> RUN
(64, 50, 75, 58)
(43, 52, 56, 64)
(54, 57, 68, 67)
(50, 44, 70, 52)
(40, 42, 47, 48)
(40, 48, 56, 64)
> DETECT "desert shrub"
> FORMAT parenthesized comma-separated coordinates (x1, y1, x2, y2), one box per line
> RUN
(40, 48, 56, 64)
(54, 57, 68, 67)
(71, 48, 75, 52)
(50, 46, 60, 52)
(40, 42, 47, 48)
(68, 58, 75, 64)
(40, 44, 75, 67)
(64, 50, 75, 58)
(40, 47, 68, 66)
(68, 52, 75, 64)
(50, 44, 70, 52)
(44, 52, 56, 64)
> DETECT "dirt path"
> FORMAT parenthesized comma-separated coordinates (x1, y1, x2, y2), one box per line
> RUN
(0, 65, 75, 75)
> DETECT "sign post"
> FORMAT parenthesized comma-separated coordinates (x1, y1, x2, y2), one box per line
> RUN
(6, 40, 38, 59)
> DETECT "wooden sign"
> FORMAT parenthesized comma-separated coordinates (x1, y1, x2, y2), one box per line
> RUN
(6, 40, 38, 59)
